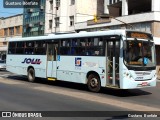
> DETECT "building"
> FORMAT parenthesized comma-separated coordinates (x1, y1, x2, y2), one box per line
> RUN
(0, 14, 23, 60)
(23, 0, 45, 37)
(75, 0, 158, 32)
(23, 0, 103, 36)
(45, 0, 103, 34)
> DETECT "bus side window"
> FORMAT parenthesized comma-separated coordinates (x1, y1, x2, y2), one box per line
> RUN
(80, 39, 86, 46)
(94, 38, 99, 46)
(25, 41, 35, 55)
(99, 39, 103, 46)
(16, 42, 25, 54)
(35, 41, 46, 55)
(72, 39, 78, 46)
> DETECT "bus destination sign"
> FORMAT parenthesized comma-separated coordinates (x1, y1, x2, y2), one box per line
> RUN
(126, 31, 153, 40)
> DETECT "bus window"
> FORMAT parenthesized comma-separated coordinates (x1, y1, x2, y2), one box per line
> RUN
(86, 47, 104, 56)
(72, 39, 79, 46)
(80, 38, 86, 46)
(35, 41, 46, 55)
(124, 40, 155, 67)
(8, 42, 16, 54)
(93, 38, 99, 46)
(61, 40, 70, 47)
(26, 41, 35, 47)
(60, 47, 70, 55)
(25, 41, 35, 54)
(16, 42, 25, 54)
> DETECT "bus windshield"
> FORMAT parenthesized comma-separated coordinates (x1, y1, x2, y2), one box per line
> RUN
(124, 40, 156, 68)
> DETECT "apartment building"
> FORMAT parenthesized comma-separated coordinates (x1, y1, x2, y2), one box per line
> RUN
(23, 0, 45, 37)
(0, 14, 23, 60)
(45, 0, 103, 34)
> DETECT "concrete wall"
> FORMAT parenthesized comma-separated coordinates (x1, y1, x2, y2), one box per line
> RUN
(45, 0, 98, 34)
(152, 22, 160, 37)
(0, 15, 23, 29)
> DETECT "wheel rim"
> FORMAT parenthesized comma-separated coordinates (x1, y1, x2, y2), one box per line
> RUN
(90, 78, 98, 88)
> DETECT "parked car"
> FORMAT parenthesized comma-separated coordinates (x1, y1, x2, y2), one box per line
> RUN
(0, 60, 6, 70)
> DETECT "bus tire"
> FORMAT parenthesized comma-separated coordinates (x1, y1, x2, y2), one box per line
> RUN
(87, 74, 101, 92)
(27, 68, 35, 82)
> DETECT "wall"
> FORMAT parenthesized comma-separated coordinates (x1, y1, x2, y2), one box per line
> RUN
(45, 0, 99, 34)
(152, 22, 160, 37)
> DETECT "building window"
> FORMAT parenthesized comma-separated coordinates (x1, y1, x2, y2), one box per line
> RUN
(50, 1, 53, 10)
(109, 0, 112, 4)
(9, 27, 14, 36)
(56, 0, 60, 7)
(69, 16, 74, 26)
(16, 26, 20, 35)
(3, 42, 7, 45)
(55, 17, 60, 27)
(71, 0, 75, 5)
(4, 28, 8, 36)
(49, 20, 52, 29)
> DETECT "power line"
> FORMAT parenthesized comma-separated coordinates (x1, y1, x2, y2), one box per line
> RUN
(0, 12, 94, 18)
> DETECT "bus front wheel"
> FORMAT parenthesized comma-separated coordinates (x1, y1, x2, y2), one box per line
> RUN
(27, 68, 35, 82)
(87, 74, 101, 92)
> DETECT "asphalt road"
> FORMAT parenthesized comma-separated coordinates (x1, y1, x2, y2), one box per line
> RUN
(0, 71, 160, 120)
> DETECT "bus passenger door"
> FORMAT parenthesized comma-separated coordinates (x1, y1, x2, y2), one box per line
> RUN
(47, 43, 58, 79)
(106, 40, 120, 88)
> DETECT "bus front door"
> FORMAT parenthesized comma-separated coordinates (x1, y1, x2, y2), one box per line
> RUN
(47, 43, 58, 79)
(106, 40, 120, 88)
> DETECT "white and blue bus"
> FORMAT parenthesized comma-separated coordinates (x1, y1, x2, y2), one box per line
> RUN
(6, 30, 157, 92)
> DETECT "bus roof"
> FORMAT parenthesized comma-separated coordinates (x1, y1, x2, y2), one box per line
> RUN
(9, 29, 152, 42)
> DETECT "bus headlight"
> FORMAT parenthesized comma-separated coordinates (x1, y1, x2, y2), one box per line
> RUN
(123, 72, 132, 79)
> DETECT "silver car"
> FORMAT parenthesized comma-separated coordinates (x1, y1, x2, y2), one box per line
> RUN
(0, 60, 6, 70)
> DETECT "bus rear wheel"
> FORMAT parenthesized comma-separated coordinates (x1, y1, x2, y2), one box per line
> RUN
(27, 68, 35, 82)
(87, 74, 101, 92)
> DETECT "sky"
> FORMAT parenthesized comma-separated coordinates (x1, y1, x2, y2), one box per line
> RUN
(0, 0, 23, 18)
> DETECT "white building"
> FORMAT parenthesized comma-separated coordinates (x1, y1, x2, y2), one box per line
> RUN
(45, 0, 103, 34)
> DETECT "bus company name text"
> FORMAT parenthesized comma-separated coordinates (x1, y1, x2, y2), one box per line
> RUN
(22, 58, 42, 65)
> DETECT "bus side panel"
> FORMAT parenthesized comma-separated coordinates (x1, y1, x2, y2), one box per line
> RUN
(6, 55, 47, 78)
(56, 56, 106, 86)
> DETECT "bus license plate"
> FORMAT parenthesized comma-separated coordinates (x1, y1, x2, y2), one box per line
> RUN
(141, 82, 148, 86)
